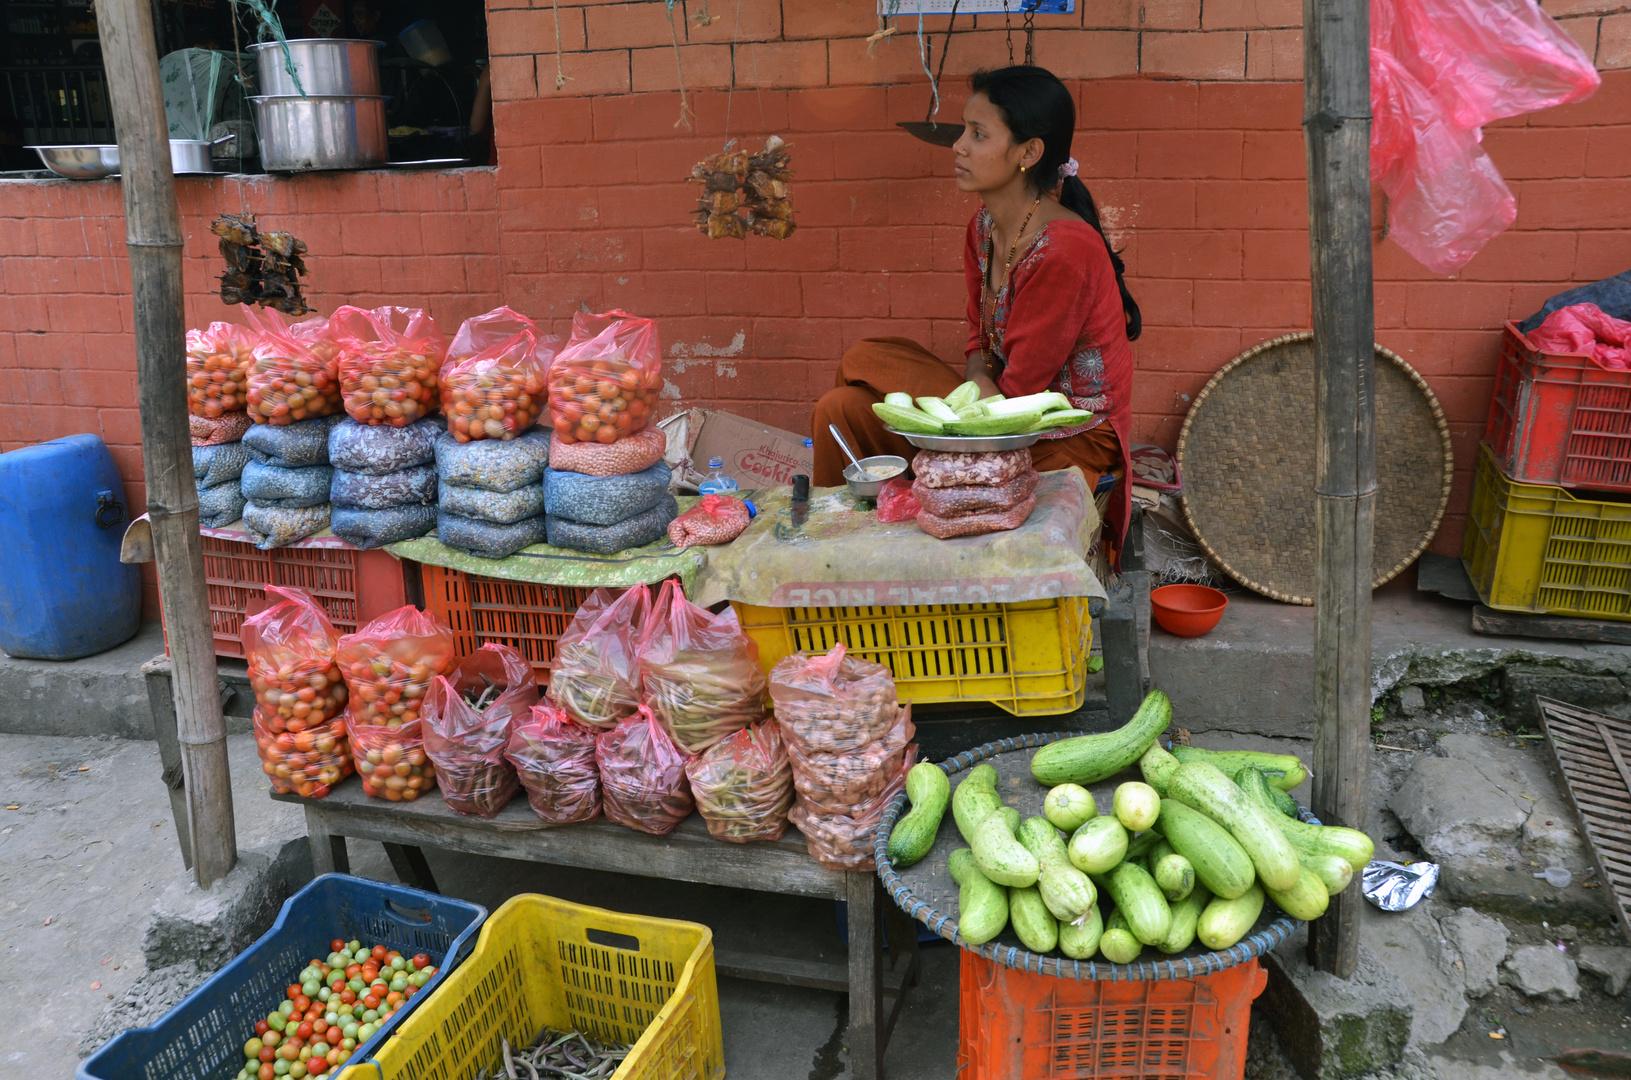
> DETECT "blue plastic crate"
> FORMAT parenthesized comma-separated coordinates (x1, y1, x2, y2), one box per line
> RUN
(79, 874, 486, 1080)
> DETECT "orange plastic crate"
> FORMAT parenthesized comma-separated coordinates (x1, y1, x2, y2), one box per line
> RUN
(420, 565, 592, 685)
(958, 950, 1267, 1080)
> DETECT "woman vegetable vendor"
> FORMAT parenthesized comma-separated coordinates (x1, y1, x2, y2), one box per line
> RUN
(812, 65, 1142, 546)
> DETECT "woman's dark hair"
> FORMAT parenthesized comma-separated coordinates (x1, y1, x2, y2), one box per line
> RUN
(969, 66, 1142, 341)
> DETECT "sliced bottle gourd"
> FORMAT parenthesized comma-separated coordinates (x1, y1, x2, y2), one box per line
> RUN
(871, 402, 944, 434)
(1024, 408, 1092, 433)
(952, 764, 1004, 845)
(1159, 885, 1211, 954)
(883, 392, 915, 409)
(1058, 904, 1104, 960)
(1099, 910, 1144, 964)
(1009, 884, 1059, 953)
(1016, 815, 1096, 923)
(944, 381, 983, 411)
(886, 762, 950, 869)
(916, 397, 963, 423)
(971, 806, 1041, 888)
(949, 848, 1009, 945)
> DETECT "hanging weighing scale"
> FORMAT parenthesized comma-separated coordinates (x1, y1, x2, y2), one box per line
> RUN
(888, 0, 1052, 146)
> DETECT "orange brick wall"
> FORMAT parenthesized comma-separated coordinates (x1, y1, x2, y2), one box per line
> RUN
(3, 0, 1630, 621)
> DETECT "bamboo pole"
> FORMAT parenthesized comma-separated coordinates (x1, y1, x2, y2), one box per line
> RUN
(98, 0, 238, 888)
(1303, 0, 1375, 978)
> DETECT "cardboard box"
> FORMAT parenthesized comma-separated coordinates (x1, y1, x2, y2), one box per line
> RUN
(659, 408, 814, 489)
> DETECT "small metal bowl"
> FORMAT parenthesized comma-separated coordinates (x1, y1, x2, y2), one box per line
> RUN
(844, 455, 908, 500)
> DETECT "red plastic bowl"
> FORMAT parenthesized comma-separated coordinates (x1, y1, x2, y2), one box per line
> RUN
(1150, 584, 1228, 638)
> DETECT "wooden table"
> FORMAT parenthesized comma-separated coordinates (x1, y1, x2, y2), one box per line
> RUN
(270, 777, 919, 1080)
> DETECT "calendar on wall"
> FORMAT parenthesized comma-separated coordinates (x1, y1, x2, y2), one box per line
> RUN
(878, 1, 1073, 13)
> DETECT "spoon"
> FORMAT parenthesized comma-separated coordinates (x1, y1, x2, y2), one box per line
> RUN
(828, 424, 864, 474)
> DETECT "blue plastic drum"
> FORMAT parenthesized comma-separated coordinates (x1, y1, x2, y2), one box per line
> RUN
(0, 433, 140, 659)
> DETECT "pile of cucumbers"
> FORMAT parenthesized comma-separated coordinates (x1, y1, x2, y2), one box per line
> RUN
(884, 690, 1376, 962)
(871, 381, 1091, 437)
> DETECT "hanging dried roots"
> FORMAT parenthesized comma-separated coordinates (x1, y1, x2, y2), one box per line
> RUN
(690, 135, 797, 241)
(211, 213, 313, 315)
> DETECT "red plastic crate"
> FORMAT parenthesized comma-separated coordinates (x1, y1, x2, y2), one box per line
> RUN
(957, 950, 1267, 1080)
(421, 564, 593, 685)
(183, 536, 407, 658)
(1486, 321, 1631, 493)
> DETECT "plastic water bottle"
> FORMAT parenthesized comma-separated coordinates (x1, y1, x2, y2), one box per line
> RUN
(698, 457, 738, 494)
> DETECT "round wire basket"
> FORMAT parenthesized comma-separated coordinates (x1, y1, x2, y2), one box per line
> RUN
(872, 731, 1305, 981)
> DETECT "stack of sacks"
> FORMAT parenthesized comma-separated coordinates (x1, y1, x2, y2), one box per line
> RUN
(543, 311, 676, 554)
(328, 420, 440, 549)
(240, 415, 342, 547)
(433, 308, 558, 559)
(911, 448, 1040, 539)
(187, 319, 258, 527)
(434, 429, 551, 558)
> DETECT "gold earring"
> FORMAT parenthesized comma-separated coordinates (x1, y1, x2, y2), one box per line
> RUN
(1020, 165, 1027, 173)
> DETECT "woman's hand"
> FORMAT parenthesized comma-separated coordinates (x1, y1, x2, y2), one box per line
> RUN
(963, 352, 1003, 399)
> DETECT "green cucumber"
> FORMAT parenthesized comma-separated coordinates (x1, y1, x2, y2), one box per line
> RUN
(945, 381, 982, 411)
(916, 397, 962, 423)
(1150, 798, 1256, 900)
(1140, 741, 1181, 796)
(1266, 863, 1330, 921)
(883, 392, 914, 409)
(952, 764, 1003, 845)
(1152, 850, 1197, 902)
(943, 412, 1041, 436)
(1105, 861, 1172, 946)
(1124, 829, 1162, 864)
(1113, 781, 1161, 831)
(1158, 885, 1210, 954)
(949, 848, 1008, 946)
(1167, 762, 1301, 892)
(1170, 746, 1308, 790)
(1067, 816, 1129, 875)
(1009, 884, 1059, 953)
(1031, 690, 1172, 786)
(971, 806, 1040, 888)
(1099, 910, 1143, 964)
(1017, 816, 1097, 923)
(1234, 765, 1376, 867)
(886, 762, 950, 868)
(1043, 783, 1097, 833)
(872, 402, 944, 434)
(1198, 883, 1264, 951)
(1058, 904, 1103, 960)
(1301, 853, 1354, 895)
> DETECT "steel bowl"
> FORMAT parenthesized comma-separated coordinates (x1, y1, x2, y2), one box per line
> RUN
(884, 427, 1044, 452)
(251, 95, 388, 171)
(250, 38, 382, 96)
(29, 140, 217, 178)
(845, 455, 908, 500)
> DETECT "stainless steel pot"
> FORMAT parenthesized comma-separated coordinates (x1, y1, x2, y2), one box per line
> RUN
(251, 95, 388, 171)
(250, 39, 382, 97)
(168, 139, 214, 174)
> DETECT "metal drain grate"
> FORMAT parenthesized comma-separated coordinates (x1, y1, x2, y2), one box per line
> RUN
(1536, 695, 1631, 944)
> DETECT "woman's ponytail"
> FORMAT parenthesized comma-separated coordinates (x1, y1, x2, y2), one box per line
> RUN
(1059, 175, 1142, 341)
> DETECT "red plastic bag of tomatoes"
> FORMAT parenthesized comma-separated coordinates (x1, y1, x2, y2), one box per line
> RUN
(595, 704, 694, 835)
(245, 306, 344, 426)
(422, 643, 539, 816)
(506, 701, 602, 824)
(546, 585, 650, 730)
(548, 310, 662, 445)
(336, 605, 457, 802)
(242, 585, 353, 797)
(186, 320, 257, 418)
(441, 329, 552, 443)
(332, 305, 449, 427)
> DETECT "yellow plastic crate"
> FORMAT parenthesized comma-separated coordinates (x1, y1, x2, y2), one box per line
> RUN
(1464, 441, 1631, 621)
(344, 894, 724, 1080)
(734, 596, 1092, 716)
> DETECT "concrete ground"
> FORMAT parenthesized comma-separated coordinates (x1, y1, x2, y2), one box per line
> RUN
(2, 730, 959, 1080)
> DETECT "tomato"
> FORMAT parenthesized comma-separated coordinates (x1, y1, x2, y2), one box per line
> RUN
(256, 1020, 271, 1037)
(259, 1063, 275, 1080)
(287, 985, 303, 1000)
(412, 954, 430, 970)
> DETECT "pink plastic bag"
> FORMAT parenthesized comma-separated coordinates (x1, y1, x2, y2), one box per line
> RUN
(790, 747, 917, 872)
(595, 704, 695, 835)
(916, 495, 1037, 539)
(546, 585, 650, 730)
(422, 644, 539, 817)
(443, 306, 559, 444)
(685, 719, 795, 843)
(332, 305, 448, 427)
(187, 321, 257, 418)
(1370, 0, 1598, 275)
(1527, 304, 1631, 370)
(784, 705, 914, 817)
(769, 644, 898, 755)
(549, 426, 667, 477)
(875, 476, 921, 523)
(639, 580, 767, 754)
(507, 702, 601, 824)
(911, 468, 1038, 518)
(549, 310, 662, 444)
(245, 307, 343, 425)
(667, 494, 752, 549)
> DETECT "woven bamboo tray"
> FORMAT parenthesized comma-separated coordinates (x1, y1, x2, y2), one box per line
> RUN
(1176, 333, 1453, 604)
(873, 733, 1301, 981)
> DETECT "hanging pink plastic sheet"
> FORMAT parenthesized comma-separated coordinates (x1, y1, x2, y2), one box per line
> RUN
(1370, 0, 1599, 275)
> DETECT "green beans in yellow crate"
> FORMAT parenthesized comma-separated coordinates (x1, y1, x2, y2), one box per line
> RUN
(345, 894, 723, 1080)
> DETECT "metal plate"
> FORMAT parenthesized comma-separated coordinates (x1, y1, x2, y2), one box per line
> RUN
(885, 427, 1042, 452)
(1536, 696, 1631, 945)
(386, 158, 469, 168)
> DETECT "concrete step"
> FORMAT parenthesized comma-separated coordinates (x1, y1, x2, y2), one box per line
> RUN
(0, 621, 165, 739)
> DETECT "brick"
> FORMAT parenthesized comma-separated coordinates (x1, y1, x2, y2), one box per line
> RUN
(1483, 128, 1593, 184)
(1529, 68, 1631, 125)
(1134, 326, 1248, 372)
(549, 230, 641, 273)
(1194, 279, 1310, 327)
(1196, 81, 1302, 128)
(490, 54, 539, 101)
(802, 272, 891, 318)
(1403, 283, 1515, 330)
(840, 226, 938, 272)
(684, 0, 781, 42)
(1516, 178, 1631, 229)
(747, 227, 838, 272)
(597, 183, 696, 228)
(888, 272, 963, 318)
(1205, 0, 1302, 29)
(1137, 0, 1201, 30)
(786, 86, 891, 133)
(1246, 29, 1303, 79)
(705, 270, 800, 315)
(1033, 31, 1140, 79)
(1197, 180, 1308, 229)
(501, 187, 599, 231)
(46, 294, 124, 334)
(338, 213, 423, 257)
(1080, 79, 1199, 129)
(644, 226, 746, 271)
(1134, 369, 1225, 416)
(1577, 230, 1631, 279)
(0, 218, 37, 257)
(1539, 0, 1624, 15)
(715, 358, 812, 402)
(1557, 15, 1603, 63)
(488, 7, 587, 55)
(601, 271, 710, 316)
(833, 131, 945, 180)
(1242, 230, 1310, 279)
(594, 90, 704, 140)
(1585, 126, 1631, 177)
(1128, 278, 1195, 326)
(1137, 131, 1243, 179)
(752, 317, 846, 360)
(759, 401, 815, 435)
(1082, 178, 1196, 231)
(886, 179, 979, 226)
(794, 180, 892, 228)
(509, 272, 604, 318)
(637, 137, 724, 186)
(782, 0, 877, 41)
(1457, 230, 1578, 283)
(631, 44, 733, 92)
(1134, 229, 1244, 278)
(670, 88, 792, 138)
(1601, 13, 1631, 67)
(583, 2, 679, 49)
(466, 256, 501, 294)
(552, 49, 634, 96)
(735, 40, 829, 89)
(496, 97, 595, 147)
(1142, 31, 1247, 79)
